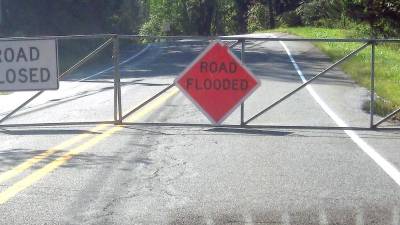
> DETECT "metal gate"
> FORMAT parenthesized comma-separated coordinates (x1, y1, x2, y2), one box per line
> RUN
(0, 34, 399, 130)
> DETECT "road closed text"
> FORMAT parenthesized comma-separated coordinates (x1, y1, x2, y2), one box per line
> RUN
(1, 68, 52, 84)
(0, 39, 58, 91)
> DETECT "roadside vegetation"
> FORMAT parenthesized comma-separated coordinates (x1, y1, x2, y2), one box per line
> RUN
(244, 0, 400, 120)
(246, 0, 400, 120)
(269, 27, 400, 120)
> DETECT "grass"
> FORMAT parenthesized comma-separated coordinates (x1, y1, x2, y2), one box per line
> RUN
(262, 27, 400, 120)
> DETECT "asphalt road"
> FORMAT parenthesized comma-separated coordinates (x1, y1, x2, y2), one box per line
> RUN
(0, 33, 400, 225)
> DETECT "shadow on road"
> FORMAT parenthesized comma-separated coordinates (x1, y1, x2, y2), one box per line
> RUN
(167, 205, 399, 225)
(0, 128, 101, 136)
(206, 127, 292, 136)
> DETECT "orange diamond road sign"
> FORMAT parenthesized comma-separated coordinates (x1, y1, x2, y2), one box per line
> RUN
(175, 42, 260, 124)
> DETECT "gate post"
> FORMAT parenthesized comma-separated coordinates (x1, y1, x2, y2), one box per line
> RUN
(113, 35, 123, 125)
(370, 41, 375, 128)
(240, 39, 245, 127)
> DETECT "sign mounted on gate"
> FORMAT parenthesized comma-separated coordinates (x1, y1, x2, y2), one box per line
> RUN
(175, 42, 260, 124)
(0, 39, 59, 91)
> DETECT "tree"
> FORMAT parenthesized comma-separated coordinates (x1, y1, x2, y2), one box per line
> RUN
(185, 0, 218, 35)
(296, 0, 345, 27)
(233, 0, 251, 33)
(253, 0, 301, 29)
(345, 0, 400, 37)
(0, 0, 147, 36)
(140, 0, 243, 36)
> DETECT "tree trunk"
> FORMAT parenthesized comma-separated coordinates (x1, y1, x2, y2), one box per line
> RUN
(268, 0, 275, 29)
(198, 0, 215, 35)
(235, 0, 248, 34)
(214, 4, 223, 35)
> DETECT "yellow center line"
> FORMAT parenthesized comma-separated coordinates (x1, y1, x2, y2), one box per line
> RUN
(0, 87, 179, 205)
(0, 124, 111, 185)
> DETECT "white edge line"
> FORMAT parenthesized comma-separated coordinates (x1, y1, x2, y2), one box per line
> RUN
(277, 38, 400, 187)
(282, 211, 290, 225)
(75, 44, 152, 82)
(244, 211, 254, 225)
(319, 209, 329, 225)
(392, 206, 399, 225)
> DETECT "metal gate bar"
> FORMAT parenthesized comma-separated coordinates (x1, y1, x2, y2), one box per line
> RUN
(370, 42, 375, 127)
(0, 91, 44, 124)
(0, 37, 114, 125)
(240, 39, 246, 126)
(1, 34, 399, 42)
(368, 41, 399, 128)
(120, 35, 400, 43)
(60, 38, 114, 79)
(120, 122, 400, 131)
(1, 35, 400, 129)
(374, 108, 400, 127)
(0, 121, 115, 128)
(112, 36, 123, 124)
(117, 36, 398, 129)
(120, 38, 241, 123)
(244, 42, 370, 125)
(121, 84, 175, 121)
(229, 40, 241, 48)
(2, 121, 399, 131)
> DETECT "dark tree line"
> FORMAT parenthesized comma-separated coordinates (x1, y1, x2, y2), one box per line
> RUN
(345, 0, 400, 36)
(0, 0, 399, 37)
(0, 0, 147, 36)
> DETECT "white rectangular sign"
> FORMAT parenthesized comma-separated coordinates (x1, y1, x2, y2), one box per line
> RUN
(0, 39, 59, 91)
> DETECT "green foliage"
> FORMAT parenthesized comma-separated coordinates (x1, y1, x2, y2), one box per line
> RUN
(2, 0, 398, 38)
(277, 11, 302, 27)
(344, 0, 400, 37)
(218, 0, 240, 34)
(109, 0, 147, 34)
(233, 0, 252, 33)
(247, 3, 267, 33)
(348, 23, 372, 38)
(139, 0, 304, 35)
(139, 14, 163, 36)
(139, 0, 214, 35)
(139, 0, 246, 36)
(0, 0, 307, 36)
(296, 0, 345, 27)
